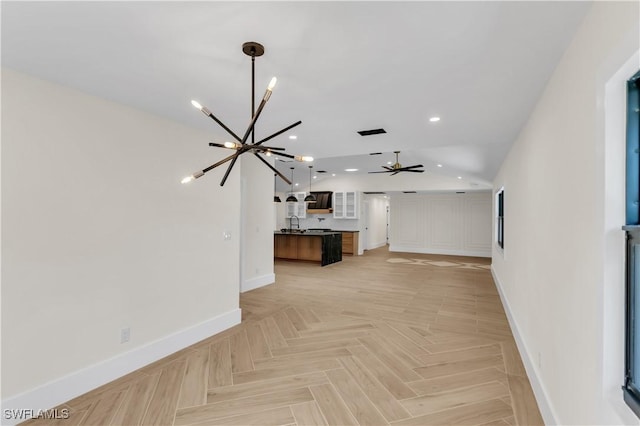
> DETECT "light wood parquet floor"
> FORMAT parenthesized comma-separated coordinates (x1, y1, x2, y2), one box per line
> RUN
(24, 247, 544, 426)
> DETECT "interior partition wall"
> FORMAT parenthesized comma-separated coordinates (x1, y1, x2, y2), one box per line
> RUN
(389, 192, 492, 258)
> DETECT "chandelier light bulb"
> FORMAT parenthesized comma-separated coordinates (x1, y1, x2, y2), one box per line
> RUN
(268, 77, 277, 91)
(265, 150, 272, 156)
(181, 170, 205, 184)
(191, 100, 203, 110)
(223, 141, 238, 148)
(295, 155, 314, 162)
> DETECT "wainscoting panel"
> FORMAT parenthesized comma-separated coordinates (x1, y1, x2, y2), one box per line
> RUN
(389, 192, 492, 257)
(428, 195, 463, 251)
(464, 194, 493, 253)
(390, 197, 425, 249)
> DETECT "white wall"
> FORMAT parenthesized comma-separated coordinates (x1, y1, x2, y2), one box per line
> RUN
(491, 2, 640, 424)
(389, 192, 492, 257)
(1, 69, 241, 412)
(240, 155, 275, 292)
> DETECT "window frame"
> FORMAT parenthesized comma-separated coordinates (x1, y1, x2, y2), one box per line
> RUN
(624, 69, 640, 418)
(495, 187, 505, 252)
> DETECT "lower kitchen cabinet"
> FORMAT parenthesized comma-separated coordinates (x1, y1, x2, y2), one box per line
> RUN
(341, 231, 359, 255)
(274, 232, 342, 266)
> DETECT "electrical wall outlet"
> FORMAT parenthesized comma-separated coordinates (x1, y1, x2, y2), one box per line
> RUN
(121, 327, 130, 344)
(538, 351, 542, 369)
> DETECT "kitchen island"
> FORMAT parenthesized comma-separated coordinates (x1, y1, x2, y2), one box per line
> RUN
(274, 231, 342, 266)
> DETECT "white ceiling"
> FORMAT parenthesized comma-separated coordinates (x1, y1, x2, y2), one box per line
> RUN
(1, 1, 590, 191)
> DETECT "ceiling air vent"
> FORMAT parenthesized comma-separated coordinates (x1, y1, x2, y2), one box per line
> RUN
(357, 128, 386, 136)
(403, 191, 417, 194)
(369, 152, 383, 155)
(316, 170, 327, 173)
(363, 192, 387, 195)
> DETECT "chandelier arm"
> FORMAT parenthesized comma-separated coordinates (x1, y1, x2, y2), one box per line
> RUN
(253, 153, 292, 185)
(254, 121, 302, 146)
(219, 153, 241, 186)
(201, 152, 238, 174)
(208, 142, 238, 150)
(271, 151, 297, 160)
(251, 145, 285, 151)
(239, 97, 269, 145)
(205, 111, 243, 143)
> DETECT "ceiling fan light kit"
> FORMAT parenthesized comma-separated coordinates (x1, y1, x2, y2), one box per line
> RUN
(181, 42, 313, 187)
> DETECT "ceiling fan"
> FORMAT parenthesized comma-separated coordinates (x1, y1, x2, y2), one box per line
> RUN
(369, 151, 424, 175)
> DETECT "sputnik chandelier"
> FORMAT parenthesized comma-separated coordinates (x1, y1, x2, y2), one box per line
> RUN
(182, 42, 313, 187)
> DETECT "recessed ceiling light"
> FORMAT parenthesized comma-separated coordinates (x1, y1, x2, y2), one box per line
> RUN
(429, 117, 441, 122)
(332, 173, 336, 176)
(387, 161, 393, 165)
(295, 183, 299, 186)
(437, 164, 443, 168)
(345, 168, 358, 172)
(457, 176, 462, 179)
(289, 135, 297, 140)
(313, 176, 317, 179)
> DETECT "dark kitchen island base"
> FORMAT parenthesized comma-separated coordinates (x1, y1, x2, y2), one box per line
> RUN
(274, 232, 342, 266)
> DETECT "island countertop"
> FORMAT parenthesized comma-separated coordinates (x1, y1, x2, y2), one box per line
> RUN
(274, 231, 341, 236)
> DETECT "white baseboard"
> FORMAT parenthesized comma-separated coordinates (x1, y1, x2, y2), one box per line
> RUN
(366, 241, 387, 251)
(491, 266, 558, 425)
(389, 245, 491, 258)
(241, 273, 275, 293)
(1, 308, 241, 425)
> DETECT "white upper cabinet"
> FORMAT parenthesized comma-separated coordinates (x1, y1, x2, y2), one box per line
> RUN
(333, 191, 358, 219)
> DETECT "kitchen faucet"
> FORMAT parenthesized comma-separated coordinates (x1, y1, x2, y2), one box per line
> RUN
(289, 215, 300, 232)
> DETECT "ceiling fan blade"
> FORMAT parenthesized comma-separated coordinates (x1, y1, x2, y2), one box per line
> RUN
(255, 120, 302, 146)
(368, 170, 393, 174)
(403, 169, 425, 173)
(391, 171, 400, 176)
(253, 153, 292, 185)
(402, 164, 424, 169)
(383, 166, 394, 171)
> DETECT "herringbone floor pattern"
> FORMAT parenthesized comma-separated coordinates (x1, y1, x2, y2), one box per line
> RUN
(24, 247, 544, 425)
